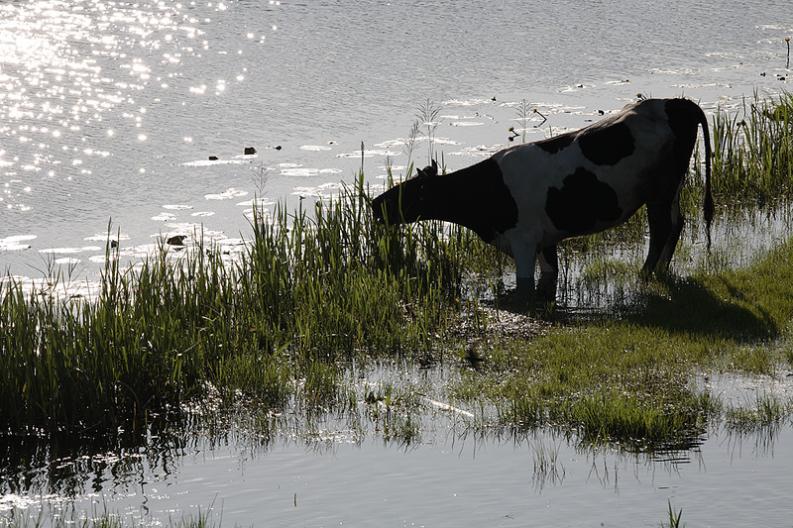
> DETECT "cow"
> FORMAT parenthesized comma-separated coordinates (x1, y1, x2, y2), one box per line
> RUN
(370, 98, 713, 302)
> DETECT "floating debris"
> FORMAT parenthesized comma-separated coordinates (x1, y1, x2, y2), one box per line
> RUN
(204, 188, 249, 200)
(421, 397, 474, 419)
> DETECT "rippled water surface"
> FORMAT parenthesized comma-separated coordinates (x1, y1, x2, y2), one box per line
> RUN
(0, 0, 791, 276)
(3, 410, 793, 527)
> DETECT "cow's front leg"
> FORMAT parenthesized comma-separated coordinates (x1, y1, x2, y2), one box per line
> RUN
(537, 244, 559, 301)
(512, 241, 537, 298)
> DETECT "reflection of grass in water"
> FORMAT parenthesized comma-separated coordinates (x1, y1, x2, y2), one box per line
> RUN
(531, 439, 566, 489)
(725, 393, 793, 434)
(4, 506, 218, 528)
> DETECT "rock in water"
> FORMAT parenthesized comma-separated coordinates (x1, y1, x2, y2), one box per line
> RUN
(166, 235, 187, 246)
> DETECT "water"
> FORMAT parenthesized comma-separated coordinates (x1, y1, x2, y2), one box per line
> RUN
(2, 367, 793, 526)
(2, 1, 793, 525)
(1, 0, 791, 278)
(3, 414, 793, 527)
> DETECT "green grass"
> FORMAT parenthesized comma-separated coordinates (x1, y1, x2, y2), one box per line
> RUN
(725, 393, 793, 433)
(661, 500, 685, 528)
(453, 237, 793, 448)
(0, 179, 496, 436)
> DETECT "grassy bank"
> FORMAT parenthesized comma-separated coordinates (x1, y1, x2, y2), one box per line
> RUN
(454, 236, 793, 448)
(2, 94, 793, 450)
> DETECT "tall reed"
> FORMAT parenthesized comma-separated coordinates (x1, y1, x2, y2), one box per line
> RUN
(0, 180, 493, 435)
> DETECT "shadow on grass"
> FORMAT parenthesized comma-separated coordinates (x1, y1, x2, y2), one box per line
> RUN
(625, 276, 777, 342)
(488, 275, 778, 343)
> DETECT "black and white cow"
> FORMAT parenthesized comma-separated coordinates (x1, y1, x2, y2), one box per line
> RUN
(371, 97, 713, 300)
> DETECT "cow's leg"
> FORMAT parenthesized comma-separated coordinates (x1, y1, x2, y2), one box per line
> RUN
(642, 201, 673, 277)
(512, 241, 537, 297)
(537, 244, 559, 301)
(642, 178, 685, 277)
(656, 192, 685, 273)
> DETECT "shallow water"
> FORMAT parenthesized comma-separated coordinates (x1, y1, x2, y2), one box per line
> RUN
(2, 366, 793, 527)
(3, 414, 793, 527)
(1, 0, 792, 278)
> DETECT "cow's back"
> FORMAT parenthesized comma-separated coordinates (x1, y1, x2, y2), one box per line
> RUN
(492, 99, 680, 241)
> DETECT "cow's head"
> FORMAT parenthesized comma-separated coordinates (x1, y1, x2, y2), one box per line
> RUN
(372, 160, 439, 224)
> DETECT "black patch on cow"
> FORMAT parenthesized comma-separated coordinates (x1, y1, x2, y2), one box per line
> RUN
(545, 168, 622, 233)
(444, 158, 519, 242)
(536, 133, 573, 154)
(370, 158, 518, 243)
(578, 122, 635, 165)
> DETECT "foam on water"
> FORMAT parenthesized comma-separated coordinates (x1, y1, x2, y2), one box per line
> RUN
(0, 235, 36, 251)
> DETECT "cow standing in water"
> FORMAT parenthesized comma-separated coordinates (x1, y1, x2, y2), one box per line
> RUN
(371, 98, 713, 301)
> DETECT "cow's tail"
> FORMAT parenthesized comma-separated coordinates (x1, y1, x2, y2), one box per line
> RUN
(696, 104, 714, 251)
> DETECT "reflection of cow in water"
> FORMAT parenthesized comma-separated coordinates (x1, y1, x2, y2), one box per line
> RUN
(372, 98, 713, 301)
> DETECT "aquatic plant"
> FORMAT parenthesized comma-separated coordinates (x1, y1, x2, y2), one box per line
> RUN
(708, 92, 793, 208)
(0, 179, 495, 436)
(661, 500, 685, 528)
(415, 98, 441, 165)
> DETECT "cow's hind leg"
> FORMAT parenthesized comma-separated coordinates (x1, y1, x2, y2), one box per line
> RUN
(642, 200, 674, 277)
(642, 182, 685, 277)
(537, 244, 559, 301)
(656, 192, 684, 274)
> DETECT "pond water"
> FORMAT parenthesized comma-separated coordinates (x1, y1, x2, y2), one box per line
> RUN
(2, 406, 793, 527)
(2, 367, 793, 527)
(3, 1, 793, 526)
(0, 0, 791, 279)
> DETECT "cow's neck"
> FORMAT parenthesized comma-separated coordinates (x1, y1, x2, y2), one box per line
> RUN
(417, 158, 518, 242)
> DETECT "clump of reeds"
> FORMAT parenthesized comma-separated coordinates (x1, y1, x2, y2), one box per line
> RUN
(0, 179, 495, 436)
(661, 500, 685, 528)
(707, 93, 793, 209)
